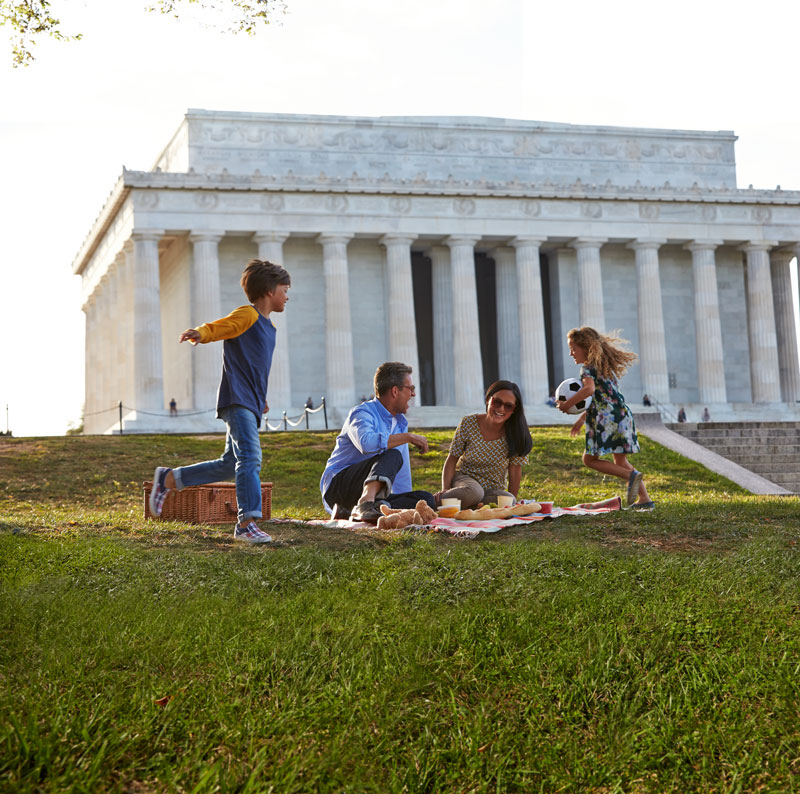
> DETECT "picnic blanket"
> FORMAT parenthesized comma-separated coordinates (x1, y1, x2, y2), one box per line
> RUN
(282, 502, 619, 539)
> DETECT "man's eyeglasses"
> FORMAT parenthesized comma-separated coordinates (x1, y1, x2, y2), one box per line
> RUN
(399, 384, 416, 395)
(490, 396, 515, 412)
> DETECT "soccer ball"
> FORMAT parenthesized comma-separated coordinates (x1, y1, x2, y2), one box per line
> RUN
(555, 378, 592, 415)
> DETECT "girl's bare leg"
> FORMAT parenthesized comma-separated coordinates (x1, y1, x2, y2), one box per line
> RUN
(583, 453, 652, 503)
(582, 453, 632, 479)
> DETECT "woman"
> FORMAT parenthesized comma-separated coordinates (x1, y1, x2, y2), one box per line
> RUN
(437, 380, 533, 509)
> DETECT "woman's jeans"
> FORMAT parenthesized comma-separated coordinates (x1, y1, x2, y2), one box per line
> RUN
(172, 405, 262, 524)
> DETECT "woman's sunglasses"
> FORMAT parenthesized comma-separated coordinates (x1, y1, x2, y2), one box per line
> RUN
(489, 396, 516, 413)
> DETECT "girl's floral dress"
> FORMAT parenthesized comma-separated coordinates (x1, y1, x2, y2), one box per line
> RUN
(580, 364, 639, 455)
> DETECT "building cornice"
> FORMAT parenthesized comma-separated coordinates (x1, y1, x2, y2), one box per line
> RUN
(71, 176, 130, 276)
(121, 168, 800, 206)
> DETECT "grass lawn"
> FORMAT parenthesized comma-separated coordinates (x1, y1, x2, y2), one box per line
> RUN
(1, 428, 799, 793)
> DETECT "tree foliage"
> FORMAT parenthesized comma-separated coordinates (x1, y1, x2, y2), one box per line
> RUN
(1, 0, 285, 67)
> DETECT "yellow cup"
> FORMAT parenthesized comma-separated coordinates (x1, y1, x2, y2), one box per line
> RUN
(497, 495, 514, 507)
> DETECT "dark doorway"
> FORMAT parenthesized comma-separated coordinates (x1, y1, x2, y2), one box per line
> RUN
(475, 253, 498, 390)
(411, 252, 435, 405)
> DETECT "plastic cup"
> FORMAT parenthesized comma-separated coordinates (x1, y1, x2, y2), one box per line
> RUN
(497, 495, 514, 507)
(538, 501, 553, 514)
(438, 498, 461, 518)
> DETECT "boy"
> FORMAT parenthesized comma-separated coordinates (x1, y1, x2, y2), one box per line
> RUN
(149, 259, 290, 544)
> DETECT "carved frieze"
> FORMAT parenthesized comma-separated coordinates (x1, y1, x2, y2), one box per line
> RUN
(194, 193, 218, 209)
(581, 202, 602, 219)
(135, 192, 159, 210)
(325, 195, 348, 213)
(389, 197, 412, 214)
(187, 112, 739, 188)
(261, 194, 285, 212)
(639, 203, 659, 220)
(454, 198, 476, 216)
(521, 199, 541, 217)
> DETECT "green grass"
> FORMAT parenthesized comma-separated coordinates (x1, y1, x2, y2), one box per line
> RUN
(1, 429, 799, 792)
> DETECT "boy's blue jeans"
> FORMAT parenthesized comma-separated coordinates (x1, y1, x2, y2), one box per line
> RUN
(172, 405, 263, 524)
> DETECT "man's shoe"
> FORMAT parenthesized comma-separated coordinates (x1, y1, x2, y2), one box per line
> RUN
(626, 470, 643, 506)
(233, 522, 272, 544)
(631, 500, 656, 511)
(149, 466, 172, 517)
(331, 504, 351, 520)
(350, 501, 382, 523)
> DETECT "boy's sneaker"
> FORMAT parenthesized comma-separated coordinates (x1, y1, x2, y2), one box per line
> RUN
(149, 466, 172, 517)
(233, 522, 272, 544)
(626, 470, 643, 506)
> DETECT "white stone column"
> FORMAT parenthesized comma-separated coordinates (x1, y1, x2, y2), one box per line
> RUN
(107, 258, 123, 414)
(189, 232, 224, 412)
(628, 239, 669, 403)
(95, 275, 111, 429)
(318, 234, 356, 408)
(570, 237, 607, 331)
(381, 235, 421, 404)
(741, 241, 781, 402)
(771, 247, 800, 403)
(511, 237, 549, 404)
(447, 235, 484, 407)
(121, 240, 135, 414)
(82, 295, 97, 433)
(254, 232, 292, 413)
(685, 241, 727, 404)
(491, 246, 520, 385)
(426, 245, 454, 405)
(131, 230, 165, 413)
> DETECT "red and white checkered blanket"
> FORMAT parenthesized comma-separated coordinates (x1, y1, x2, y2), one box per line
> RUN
(291, 502, 619, 539)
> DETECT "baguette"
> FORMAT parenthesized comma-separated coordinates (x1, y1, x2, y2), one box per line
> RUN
(453, 502, 542, 521)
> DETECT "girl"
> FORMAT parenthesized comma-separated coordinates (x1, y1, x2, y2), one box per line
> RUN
(558, 327, 654, 509)
(438, 380, 533, 509)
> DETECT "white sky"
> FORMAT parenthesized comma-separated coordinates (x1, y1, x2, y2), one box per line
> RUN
(1, 0, 799, 436)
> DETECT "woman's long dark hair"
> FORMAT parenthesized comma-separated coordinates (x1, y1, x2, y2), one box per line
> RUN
(485, 380, 532, 458)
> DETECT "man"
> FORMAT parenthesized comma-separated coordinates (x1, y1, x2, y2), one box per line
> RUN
(320, 362, 435, 522)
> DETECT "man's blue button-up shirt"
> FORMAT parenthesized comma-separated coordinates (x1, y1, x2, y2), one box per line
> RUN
(320, 398, 411, 513)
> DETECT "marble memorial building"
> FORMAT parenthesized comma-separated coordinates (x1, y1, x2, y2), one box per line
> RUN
(74, 110, 800, 433)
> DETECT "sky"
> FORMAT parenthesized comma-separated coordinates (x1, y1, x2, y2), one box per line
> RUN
(1, 0, 799, 437)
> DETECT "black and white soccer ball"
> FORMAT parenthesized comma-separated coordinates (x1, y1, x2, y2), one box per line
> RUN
(555, 378, 593, 415)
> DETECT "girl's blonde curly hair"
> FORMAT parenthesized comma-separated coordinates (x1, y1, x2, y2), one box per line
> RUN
(567, 326, 638, 381)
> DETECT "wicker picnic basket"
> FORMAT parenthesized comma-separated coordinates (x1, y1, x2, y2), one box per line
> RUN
(143, 481, 272, 523)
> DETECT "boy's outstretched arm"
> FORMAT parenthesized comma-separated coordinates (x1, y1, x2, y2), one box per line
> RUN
(179, 306, 260, 345)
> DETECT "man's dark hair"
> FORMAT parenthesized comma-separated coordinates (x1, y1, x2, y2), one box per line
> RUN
(240, 259, 291, 302)
(374, 362, 412, 397)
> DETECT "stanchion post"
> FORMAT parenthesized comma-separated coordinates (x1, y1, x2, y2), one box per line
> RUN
(305, 408, 310, 430)
(283, 410, 288, 432)
(322, 396, 328, 430)
(118, 401, 123, 435)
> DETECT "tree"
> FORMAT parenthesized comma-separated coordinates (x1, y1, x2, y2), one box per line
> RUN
(1, 0, 285, 67)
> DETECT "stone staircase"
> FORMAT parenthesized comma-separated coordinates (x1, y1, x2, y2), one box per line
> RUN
(666, 421, 800, 494)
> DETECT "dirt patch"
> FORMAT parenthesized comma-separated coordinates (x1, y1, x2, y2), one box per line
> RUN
(597, 533, 718, 552)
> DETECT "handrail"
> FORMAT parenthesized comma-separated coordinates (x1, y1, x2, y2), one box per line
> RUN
(650, 396, 677, 424)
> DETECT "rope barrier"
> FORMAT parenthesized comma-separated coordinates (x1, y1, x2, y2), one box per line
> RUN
(124, 406, 216, 417)
(82, 405, 120, 417)
(82, 397, 329, 431)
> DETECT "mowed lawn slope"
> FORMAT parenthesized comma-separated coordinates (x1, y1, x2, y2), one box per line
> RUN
(1, 429, 799, 793)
